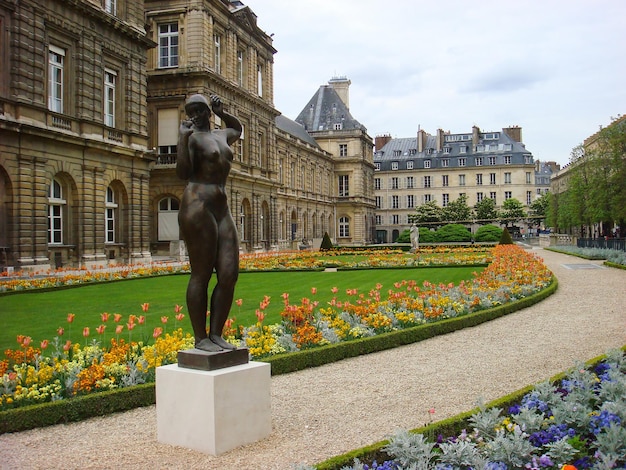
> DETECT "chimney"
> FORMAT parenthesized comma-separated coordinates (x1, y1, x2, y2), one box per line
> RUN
(418, 129, 428, 153)
(436, 128, 445, 152)
(328, 76, 351, 110)
(472, 125, 481, 146)
(503, 126, 523, 143)
(375, 134, 392, 151)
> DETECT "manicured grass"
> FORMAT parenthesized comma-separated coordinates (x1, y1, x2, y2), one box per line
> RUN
(0, 266, 479, 351)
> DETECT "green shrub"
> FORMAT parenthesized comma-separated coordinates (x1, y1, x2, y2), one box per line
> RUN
(320, 232, 334, 250)
(395, 229, 410, 243)
(435, 224, 472, 242)
(418, 227, 437, 243)
(475, 224, 503, 242)
(499, 227, 514, 245)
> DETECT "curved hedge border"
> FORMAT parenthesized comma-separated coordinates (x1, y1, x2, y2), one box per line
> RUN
(0, 277, 557, 434)
(315, 345, 626, 470)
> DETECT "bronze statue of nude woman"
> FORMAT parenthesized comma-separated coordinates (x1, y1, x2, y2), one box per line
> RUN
(176, 94, 242, 352)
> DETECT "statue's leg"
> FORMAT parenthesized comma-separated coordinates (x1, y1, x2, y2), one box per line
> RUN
(208, 214, 239, 350)
(180, 202, 220, 351)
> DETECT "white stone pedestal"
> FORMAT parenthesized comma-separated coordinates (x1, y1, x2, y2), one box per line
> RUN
(156, 361, 271, 455)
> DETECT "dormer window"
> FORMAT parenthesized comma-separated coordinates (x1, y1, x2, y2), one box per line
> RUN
(334, 123, 342, 130)
(391, 161, 398, 170)
(424, 160, 431, 169)
(393, 150, 401, 156)
(444, 147, 451, 154)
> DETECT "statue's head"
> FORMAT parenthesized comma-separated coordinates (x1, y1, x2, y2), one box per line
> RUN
(184, 94, 211, 117)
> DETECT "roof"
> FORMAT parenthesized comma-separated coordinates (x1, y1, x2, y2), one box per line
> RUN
(294, 85, 367, 133)
(275, 114, 320, 148)
(374, 130, 533, 171)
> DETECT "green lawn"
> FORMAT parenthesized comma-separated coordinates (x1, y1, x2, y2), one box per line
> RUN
(0, 266, 480, 351)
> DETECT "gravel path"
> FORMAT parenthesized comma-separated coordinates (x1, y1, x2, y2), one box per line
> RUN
(1, 248, 625, 470)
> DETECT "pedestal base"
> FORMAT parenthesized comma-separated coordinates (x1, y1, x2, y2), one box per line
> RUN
(156, 361, 271, 455)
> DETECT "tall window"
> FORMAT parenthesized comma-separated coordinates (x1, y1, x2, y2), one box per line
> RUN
(476, 174, 483, 185)
(526, 172, 532, 184)
(374, 178, 381, 190)
(423, 176, 431, 188)
(407, 194, 414, 208)
(476, 157, 483, 166)
(505, 191, 512, 200)
(104, 0, 116, 15)
(489, 173, 496, 185)
(375, 196, 382, 209)
(442, 159, 449, 167)
(158, 23, 179, 68)
(442, 175, 449, 187)
(406, 176, 414, 189)
(504, 155, 511, 164)
(338, 175, 349, 197)
(442, 194, 449, 207)
(490, 192, 497, 202)
(257, 64, 263, 96)
(477, 192, 484, 203)
(391, 177, 399, 189)
(105, 186, 118, 243)
(458, 157, 466, 167)
(392, 215, 399, 225)
(339, 144, 348, 157)
(339, 216, 350, 237)
(48, 179, 65, 244)
(157, 108, 179, 164)
(213, 34, 221, 74)
(459, 174, 466, 186)
(158, 197, 180, 241)
(391, 195, 399, 209)
(504, 172, 512, 184)
(104, 69, 116, 127)
(48, 45, 65, 113)
(488, 156, 496, 165)
(526, 191, 532, 205)
(237, 50, 244, 85)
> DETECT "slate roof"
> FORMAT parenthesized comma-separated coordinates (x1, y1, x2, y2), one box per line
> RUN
(374, 131, 533, 171)
(275, 114, 320, 148)
(295, 85, 367, 133)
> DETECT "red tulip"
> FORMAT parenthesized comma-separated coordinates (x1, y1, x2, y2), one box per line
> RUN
(40, 339, 49, 350)
(174, 304, 183, 313)
(175, 313, 184, 322)
(141, 303, 150, 313)
(82, 327, 90, 338)
(96, 325, 106, 335)
(101, 312, 110, 322)
(63, 340, 72, 351)
(67, 313, 75, 323)
(137, 315, 146, 325)
(57, 327, 64, 336)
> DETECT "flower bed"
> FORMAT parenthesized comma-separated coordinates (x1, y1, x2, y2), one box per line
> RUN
(312, 348, 626, 470)
(1, 245, 550, 417)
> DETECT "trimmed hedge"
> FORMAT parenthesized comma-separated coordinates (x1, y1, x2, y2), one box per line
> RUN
(315, 345, 626, 470)
(0, 278, 557, 434)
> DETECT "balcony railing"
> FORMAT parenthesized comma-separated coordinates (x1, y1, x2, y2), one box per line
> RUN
(156, 153, 177, 166)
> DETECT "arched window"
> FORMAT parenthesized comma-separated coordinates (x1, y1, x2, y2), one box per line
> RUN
(339, 216, 350, 238)
(158, 197, 180, 241)
(48, 179, 66, 244)
(105, 186, 118, 243)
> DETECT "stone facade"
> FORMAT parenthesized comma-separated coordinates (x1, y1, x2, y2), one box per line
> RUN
(0, 0, 154, 270)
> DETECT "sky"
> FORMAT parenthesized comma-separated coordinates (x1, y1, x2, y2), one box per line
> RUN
(242, 0, 625, 166)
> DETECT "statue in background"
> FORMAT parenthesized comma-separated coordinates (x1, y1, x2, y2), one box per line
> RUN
(410, 223, 419, 252)
(177, 94, 242, 352)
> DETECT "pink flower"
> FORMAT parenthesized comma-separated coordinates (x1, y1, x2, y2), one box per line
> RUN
(311, 287, 317, 295)
(57, 327, 64, 336)
(96, 325, 106, 335)
(174, 304, 183, 313)
(127, 321, 136, 331)
(161, 316, 168, 324)
(235, 298, 243, 307)
(141, 303, 150, 312)
(113, 313, 123, 323)
(175, 313, 184, 322)
(101, 312, 110, 322)
(67, 313, 75, 323)
(137, 315, 146, 325)
(21, 336, 32, 347)
(428, 408, 436, 415)
(82, 327, 90, 338)
(255, 309, 265, 323)
(40, 339, 49, 350)
(331, 287, 338, 294)
(63, 340, 72, 352)
(115, 325, 124, 335)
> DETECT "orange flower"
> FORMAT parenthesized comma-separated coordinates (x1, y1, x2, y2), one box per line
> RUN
(40, 339, 49, 350)
(57, 327, 64, 336)
(95, 324, 106, 335)
(174, 304, 183, 313)
(175, 313, 184, 322)
(67, 313, 75, 323)
(311, 287, 317, 295)
(255, 309, 265, 323)
(101, 312, 110, 322)
(82, 327, 90, 337)
(141, 303, 150, 312)
(115, 325, 123, 335)
(153, 327, 163, 338)
(126, 321, 136, 331)
(161, 316, 168, 324)
(113, 313, 123, 323)
(137, 315, 146, 325)
(235, 298, 243, 307)
(561, 466, 577, 470)
(62, 340, 72, 351)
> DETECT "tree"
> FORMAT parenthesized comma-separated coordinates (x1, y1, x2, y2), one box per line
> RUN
(320, 232, 333, 250)
(499, 227, 514, 245)
(474, 197, 498, 224)
(441, 194, 472, 223)
(500, 198, 526, 226)
(530, 193, 550, 218)
(411, 200, 443, 227)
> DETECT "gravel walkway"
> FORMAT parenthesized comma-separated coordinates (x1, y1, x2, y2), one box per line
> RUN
(1, 248, 625, 470)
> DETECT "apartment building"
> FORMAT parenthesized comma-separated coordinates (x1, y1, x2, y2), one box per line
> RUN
(373, 126, 537, 242)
